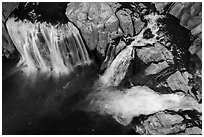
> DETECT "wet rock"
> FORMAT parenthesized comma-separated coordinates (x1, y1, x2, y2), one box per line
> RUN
(2, 2, 18, 22)
(166, 71, 192, 93)
(115, 40, 126, 55)
(184, 127, 202, 135)
(133, 17, 145, 35)
(2, 2, 19, 58)
(66, 2, 120, 56)
(191, 24, 202, 36)
(136, 47, 165, 64)
(154, 2, 170, 13)
(169, 2, 202, 31)
(133, 111, 186, 135)
(97, 31, 109, 56)
(116, 10, 134, 36)
(156, 112, 184, 126)
(136, 43, 174, 64)
(189, 34, 202, 55)
(100, 44, 116, 71)
(107, 2, 121, 13)
(2, 23, 16, 58)
(169, 3, 184, 18)
(145, 61, 169, 75)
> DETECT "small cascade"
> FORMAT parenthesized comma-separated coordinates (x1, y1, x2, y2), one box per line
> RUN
(100, 14, 162, 86)
(6, 17, 91, 75)
(100, 46, 134, 86)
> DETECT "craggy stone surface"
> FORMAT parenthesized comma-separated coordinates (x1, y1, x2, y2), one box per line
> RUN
(116, 10, 134, 36)
(132, 110, 201, 135)
(136, 42, 174, 64)
(3, 2, 202, 135)
(2, 2, 18, 58)
(145, 62, 169, 75)
(168, 2, 202, 62)
(169, 2, 202, 31)
(66, 2, 121, 56)
(166, 71, 192, 93)
(133, 111, 186, 135)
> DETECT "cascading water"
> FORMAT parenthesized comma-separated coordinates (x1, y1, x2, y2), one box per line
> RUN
(85, 85, 201, 126)
(6, 17, 91, 75)
(88, 13, 201, 126)
(100, 14, 161, 86)
(3, 2, 202, 135)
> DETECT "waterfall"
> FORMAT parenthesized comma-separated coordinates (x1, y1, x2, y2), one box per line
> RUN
(6, 18, 91, 75)
(100, 46, 134, 86)
(100, 13, 162, 86)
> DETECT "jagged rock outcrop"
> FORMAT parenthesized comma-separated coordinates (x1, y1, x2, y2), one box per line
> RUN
(132, 111, 201, 135)
(66, 2, 122, 57)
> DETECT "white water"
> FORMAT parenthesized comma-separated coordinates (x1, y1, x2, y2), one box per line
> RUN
(6, 18, 91, 75)
(100, 14, 162, 86)
(86, 85, 201, 126)
(94, 14, 201, 126)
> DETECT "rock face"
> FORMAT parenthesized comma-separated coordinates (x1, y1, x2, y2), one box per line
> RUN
(66, 2, 121, 56)
(2, 2, 18, 58)
(168, 2, 202, 61)
(132, 111, 202, 135)
(169, 2, 202, 30)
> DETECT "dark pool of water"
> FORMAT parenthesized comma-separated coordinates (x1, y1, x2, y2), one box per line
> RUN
(2, 58, 133, 135)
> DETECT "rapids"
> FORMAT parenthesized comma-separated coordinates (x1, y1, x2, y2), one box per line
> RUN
(84, 84, 201, 126)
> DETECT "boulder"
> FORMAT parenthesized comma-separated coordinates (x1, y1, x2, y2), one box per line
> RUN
(116, 10, 134, 36)
(133, 111, 186, 135)
(166, 71, 192, 93)
(145, 61, 169, 75)
(184, 127, 202, 135)
(154, 2, 170, 13)
(66, 2, 121, 56)
(136, 42, 174, 64)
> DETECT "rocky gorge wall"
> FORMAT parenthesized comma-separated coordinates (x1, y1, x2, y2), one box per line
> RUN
(2, 2, 202, 135)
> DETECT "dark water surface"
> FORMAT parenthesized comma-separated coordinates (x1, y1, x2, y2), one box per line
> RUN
(2, 58, 133, 135)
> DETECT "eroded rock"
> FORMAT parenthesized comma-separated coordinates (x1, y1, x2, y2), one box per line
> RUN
(66, 2, 121, 56)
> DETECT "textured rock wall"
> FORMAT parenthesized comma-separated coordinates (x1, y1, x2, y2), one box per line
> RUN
(2, 2, 18, 58)
(3, 2, 202, 135)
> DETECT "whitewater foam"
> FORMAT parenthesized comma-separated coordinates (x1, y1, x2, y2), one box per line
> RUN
(85, 84, 201, 126)
(6, 18, 91, 76)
